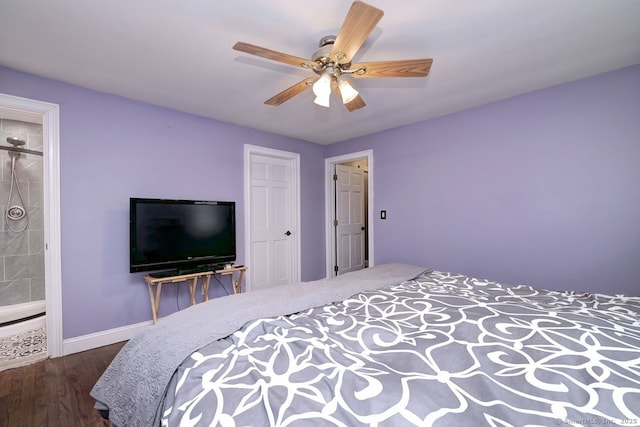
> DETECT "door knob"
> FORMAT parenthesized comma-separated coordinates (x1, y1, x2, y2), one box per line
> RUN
(285, 230, 292, 236)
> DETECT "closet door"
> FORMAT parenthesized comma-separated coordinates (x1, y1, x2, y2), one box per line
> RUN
(245, 147, 300, 291)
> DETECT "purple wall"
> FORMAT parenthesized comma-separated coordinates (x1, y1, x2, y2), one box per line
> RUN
(1, 63, 638, 341)
(0, 66, 326, 338)
(327, 65, 640, 295)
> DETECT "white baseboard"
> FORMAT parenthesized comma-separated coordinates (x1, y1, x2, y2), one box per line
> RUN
(62, 320, 152, 356)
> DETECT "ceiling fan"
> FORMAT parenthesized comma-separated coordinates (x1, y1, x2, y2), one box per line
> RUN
(232, 1, 433, 112)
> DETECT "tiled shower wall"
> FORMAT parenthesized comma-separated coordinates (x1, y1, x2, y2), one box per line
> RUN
(0, 119, 44, 308)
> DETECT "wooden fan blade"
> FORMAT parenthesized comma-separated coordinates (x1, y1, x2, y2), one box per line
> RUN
(332, 80, 367, 112)
(330, 1, 384, 64)
(233, 42, 315, 69)
(350, 59, 433, 78)
(265, 77, 317, 106)
(344, 95, 366, 112)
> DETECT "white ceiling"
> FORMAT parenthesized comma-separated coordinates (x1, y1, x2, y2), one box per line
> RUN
(1, 0, 639, 144)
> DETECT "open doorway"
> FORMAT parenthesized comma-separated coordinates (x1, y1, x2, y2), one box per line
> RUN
(0, 93, 62, 359)
(324, 150, 374, 278)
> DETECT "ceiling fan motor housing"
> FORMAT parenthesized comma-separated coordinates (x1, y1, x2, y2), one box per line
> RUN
(312, 35, 337, 64)
(312, 35, 354, 76)
(318, 35, 336, 47)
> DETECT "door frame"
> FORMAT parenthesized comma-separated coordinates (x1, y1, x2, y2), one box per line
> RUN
(324, 150, 374, 278)
(244, 144, 301, 290)
(0, 93, 63, 357)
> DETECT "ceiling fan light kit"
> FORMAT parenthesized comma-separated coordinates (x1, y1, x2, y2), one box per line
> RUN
(232, 1, 433, 111)
(337, 77, 359, 104)
(313, 70, 333, 107)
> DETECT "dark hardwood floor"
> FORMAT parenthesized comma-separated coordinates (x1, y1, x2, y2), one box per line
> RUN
(0, 341, 126, 427)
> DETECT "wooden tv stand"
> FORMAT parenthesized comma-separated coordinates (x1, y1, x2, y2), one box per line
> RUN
(143, 265, 247, 323)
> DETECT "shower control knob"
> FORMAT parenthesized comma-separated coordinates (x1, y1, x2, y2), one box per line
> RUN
(7, 206, 26, 220)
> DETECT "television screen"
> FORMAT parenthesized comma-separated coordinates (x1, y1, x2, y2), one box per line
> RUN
(130, 198, 236, 274)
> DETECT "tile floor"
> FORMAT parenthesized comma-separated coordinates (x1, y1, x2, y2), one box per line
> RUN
(0, 326, 47, 371)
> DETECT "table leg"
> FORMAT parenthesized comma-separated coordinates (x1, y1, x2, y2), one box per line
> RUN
(188, 277, 197, 306)
(147, 282, 163, 324)
(232, 269, 245, 294)
(202, 274, 211, 301)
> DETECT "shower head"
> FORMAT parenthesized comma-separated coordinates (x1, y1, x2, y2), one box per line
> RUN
(6, 137, 26, 147)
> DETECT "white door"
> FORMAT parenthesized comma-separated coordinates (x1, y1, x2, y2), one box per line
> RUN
(245, 146, 300, 291)
(334, 164, 365, 275)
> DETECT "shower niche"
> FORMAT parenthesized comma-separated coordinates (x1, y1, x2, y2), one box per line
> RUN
(0, 119, 45, 323)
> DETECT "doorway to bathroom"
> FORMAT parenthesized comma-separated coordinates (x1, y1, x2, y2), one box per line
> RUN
(0, 93, 62, 366)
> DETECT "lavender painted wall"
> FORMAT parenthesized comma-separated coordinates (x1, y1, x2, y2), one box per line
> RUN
(1, 63, 638, 341)
(0, 66, 326, 338)
(327, 65, 640, 295)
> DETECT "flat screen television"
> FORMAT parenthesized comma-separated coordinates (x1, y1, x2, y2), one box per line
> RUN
(130, 198, 236, 275)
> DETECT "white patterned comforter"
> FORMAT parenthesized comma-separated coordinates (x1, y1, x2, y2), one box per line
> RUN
(161, 270, 640, 426)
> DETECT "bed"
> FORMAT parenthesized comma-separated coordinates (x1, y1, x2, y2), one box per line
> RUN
(91, 263, 640, 426)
